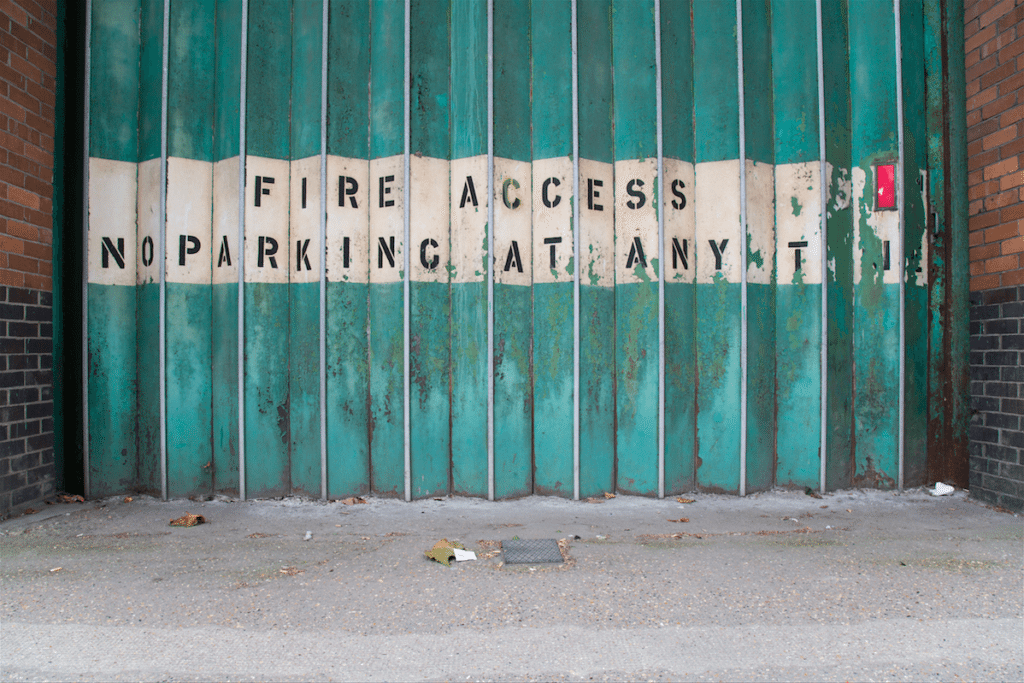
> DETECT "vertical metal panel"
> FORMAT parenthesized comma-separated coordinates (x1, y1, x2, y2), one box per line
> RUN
(325, 0, 370, 499)
(850, 0, 900, 489)
(693, 1, 741, 493)
(899, 0, 930, 488)
(136, 0, 163, 495)
(212, 0, 241, 497)
(612, 0, 659, 497)
(368, 0, 406, 496)
(289, 0, 324, 497)
(87, 0, 141, 497)
(449, 0, 488, 497)
(772, 0, 823, 490)
(409, 0, 452, 499)
(319, 0, 329, 501)
(531, 0, 574, 498)
(822, 0, 854, 491)
(741, 0, 777, 495)
(243, 0, 291, 498)
(165, 0, 215, 498)
(576, 0, 615, 499)
(571, 0, 580, 501)
(492, 0, 533, 499)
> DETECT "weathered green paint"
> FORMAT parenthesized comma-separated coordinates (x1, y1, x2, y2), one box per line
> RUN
(693, 2, 740, 493)
(900, 0, 928, 488)
(742, 0, 776, 493)
(325, 0, 370, 498)
(165, 0, 215, 498)
(88, 0, 140, 496)
(822, 0, 853, 490)
(577, 0, 615, 498)
(661, 0, 695, 494)
(368, 0, 405, 495)
(409, 0, 451, 499)
(211, 0, 241, 495)
(288, 3, 323, 497)
(87, 287, 139, 495)
(532, 0, 573, 497)
(449, 0, 487, 497)
(492, 0, 533, 499)
(244, 1, 292, 498)
(135, 0, 163, 495)
(851, 0, 899, 488)
(771, 0, 820, 489)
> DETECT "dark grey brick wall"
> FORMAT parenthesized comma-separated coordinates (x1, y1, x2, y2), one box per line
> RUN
(0, 286, 55, 516)
(969, 285, 1023, 512)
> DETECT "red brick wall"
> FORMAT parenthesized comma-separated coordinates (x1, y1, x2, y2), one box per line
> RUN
(0, 0, 55, 292)
(0, 0, 56, 516)
(965, 0, 1023, 513)
(966, 0, 1024, 289)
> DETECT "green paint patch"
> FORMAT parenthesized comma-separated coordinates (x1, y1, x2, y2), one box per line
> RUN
(746, 233, 763, 269)
(790, 196, 802, 217)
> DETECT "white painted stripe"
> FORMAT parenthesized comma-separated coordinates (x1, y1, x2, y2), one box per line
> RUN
(816, 0, 828, 495)
(368, 155, 404, 285)
(694, 160, 741, 285)
(663, 159, 695, 284)
(571, 0, 580, 502)
(159, 0, 169, 502)
(487, 0, 494, 502)
(895, 0, 905, 491)
(320, 0, 329, 501)
(449, 155, 488, 284)
(82, 0, 92, 498)
(137, 159, 160, 285)
(87, 159, 137, 286)
(404, 0, 412, 503)
(736, 0, 747, 497)
(613, 157, 657, 285)
(238, 0, 248, 501)
(745, 160, 775, 286)
(289, 156, 321, 284)
(244, 157, 290, 284)
(166, 158, 214, 285)
(494, 157, 532, 286)
(655, 0, 665, 500)
(325, 156, 370, 283)
(212, 158, 240, 285)
(579, 159, 614, 289)
(531, 157, 571, 285)
(410, 156, 450, 284)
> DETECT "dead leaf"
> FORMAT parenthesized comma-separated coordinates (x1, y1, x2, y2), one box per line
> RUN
(279, 566, 304, 576)
(123, 497, 133, 503)
(820, 505, 828, 509)
(604, 492, 616, 499)
(846, 509, 852, 513)
(675, 497, 695, 504)
(433, 498, 443, 501)
(23, 508, 37, 515)
(668, 518, 689, 523)
(341, 497, 366, 506)
(169, 513, 206, 527)
(425, 539, 465, 566)
(56, 494, 85, 504)
(247, 532, 272, 539)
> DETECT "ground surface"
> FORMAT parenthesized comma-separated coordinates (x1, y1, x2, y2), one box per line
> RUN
(0, 488, 1020, 681)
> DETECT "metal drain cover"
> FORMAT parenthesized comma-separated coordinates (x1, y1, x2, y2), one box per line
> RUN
(502, 538, 563, 565)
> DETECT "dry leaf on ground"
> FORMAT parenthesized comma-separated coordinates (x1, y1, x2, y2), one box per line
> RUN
(169, 513, 205, 527)
(668, 518, 689, 523)
(675, 497, 695, 504)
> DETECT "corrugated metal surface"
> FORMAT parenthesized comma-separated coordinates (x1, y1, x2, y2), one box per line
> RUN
(83, 0, 967, 500)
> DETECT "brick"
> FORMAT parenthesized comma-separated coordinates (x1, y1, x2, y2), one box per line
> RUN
(971, 360, 1001, 379)
(1000, 136, 1024, 159)
(983, 123, 1019, 151)
(971, 273, 1001, 290)
(1001, 364, 1024, 382)
(969, 210, 1001, 231)
(1003, 334, 1024, 349)
(986, 350, 1019, 365)
(998, 3, 1024, 31)
(1003, 236, 1024, 254)
(967, 21, 998, 53)
(1000, 170, 1024, 191)
(972, 333, 999, 350)
(1002, 397, 1024, 415)
(984, 156, 1019, 180)
(984, 89, 1021, 120)
(983, 286, 1019, 304)
(968, 85, 999, 113)
(1001, 104, 1024, 126)
(11, 483, 43, 507)
(966, 0, 1000, 23)
(1003, 431, 1024, 449)
(980, 59, 1017, 91)
(971, 242, 1002, 262)
(999, 33, 1024, 63)
(969, 178, 1000, 200)
(1000, 70, 1024, 98)
(969, 148, 1000, 171)
(984, 189, 1020, 211)
(968, 115, 1001, 142)
(980, 0, 1017, 27)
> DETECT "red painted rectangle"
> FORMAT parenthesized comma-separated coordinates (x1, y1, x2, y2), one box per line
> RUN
(875, 163, 896, 210)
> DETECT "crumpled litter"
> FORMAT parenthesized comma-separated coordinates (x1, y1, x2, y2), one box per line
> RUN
(930, 482, 954, 496)
(169, 513, 206, 527)
(341, 497, 367, 505)
(425, 539, 472, 566)
(56, 494, 85, 504)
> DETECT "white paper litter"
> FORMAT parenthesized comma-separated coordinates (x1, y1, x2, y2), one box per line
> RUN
(452, 548, 477, 562)
(930, 482, 954, 496)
